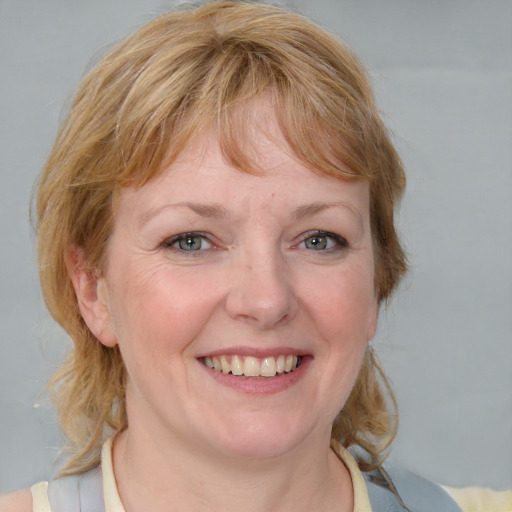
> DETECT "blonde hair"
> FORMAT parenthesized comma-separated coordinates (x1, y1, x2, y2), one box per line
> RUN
(36, 0, 407, 475)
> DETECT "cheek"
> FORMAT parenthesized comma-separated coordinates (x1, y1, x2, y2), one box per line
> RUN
(107, 261, 221, 362)
(312, 268, 375, 414)
(305, 265, 376, 345)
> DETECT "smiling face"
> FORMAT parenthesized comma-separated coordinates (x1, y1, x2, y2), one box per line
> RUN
(76, 108, 378, 461)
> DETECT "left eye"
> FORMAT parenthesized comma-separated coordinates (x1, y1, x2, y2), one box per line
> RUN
(166, 233, 213, 251)
(299, 231, 347, 251)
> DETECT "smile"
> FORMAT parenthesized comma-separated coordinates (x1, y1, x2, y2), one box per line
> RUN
(201, 355, 302, 378)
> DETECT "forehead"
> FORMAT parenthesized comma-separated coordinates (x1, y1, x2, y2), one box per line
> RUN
(113, 118, 370, 233)
(111, 99, 370, 226)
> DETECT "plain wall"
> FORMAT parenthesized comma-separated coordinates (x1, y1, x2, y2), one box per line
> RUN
(1, 0, 511, 493)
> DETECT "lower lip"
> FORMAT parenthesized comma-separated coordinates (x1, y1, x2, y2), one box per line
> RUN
(199, 357, 310, 395)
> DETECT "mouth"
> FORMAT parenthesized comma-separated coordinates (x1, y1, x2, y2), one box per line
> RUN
(200, 354, 303, 378)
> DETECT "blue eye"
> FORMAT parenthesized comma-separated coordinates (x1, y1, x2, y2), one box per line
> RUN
(300, 231, 347, 251)
(166, 233, 213, 252)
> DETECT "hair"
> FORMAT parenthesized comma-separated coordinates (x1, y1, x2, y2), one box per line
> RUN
(36, 0, 407, 475)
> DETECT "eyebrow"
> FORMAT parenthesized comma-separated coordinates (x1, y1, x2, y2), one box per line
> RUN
(139, 200, 363, 227)
(139, 202, 229, 226)
(293, 201, 364, 227)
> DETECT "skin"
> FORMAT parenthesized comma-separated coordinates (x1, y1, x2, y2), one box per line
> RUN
(8, 104, 379, 512)
(0, 491, 32, 512)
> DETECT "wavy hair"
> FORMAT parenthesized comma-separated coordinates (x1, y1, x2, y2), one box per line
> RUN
(36, 0, 407, 475)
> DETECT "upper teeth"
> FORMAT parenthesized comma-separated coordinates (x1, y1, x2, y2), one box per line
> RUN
(202, 355, 300, 377)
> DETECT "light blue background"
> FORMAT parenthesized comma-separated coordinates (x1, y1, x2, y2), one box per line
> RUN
(1, 0, 511, 493)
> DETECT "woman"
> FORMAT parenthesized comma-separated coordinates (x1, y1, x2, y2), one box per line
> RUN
(1, 1, 510, 511)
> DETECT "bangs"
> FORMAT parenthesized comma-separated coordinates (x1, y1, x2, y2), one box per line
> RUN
(105, 21, 377, 189)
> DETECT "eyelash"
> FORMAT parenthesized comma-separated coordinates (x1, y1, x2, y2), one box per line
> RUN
(297, 231, 349, 252)
(161, 230, 348, 254)
(162, 232, 213, 253)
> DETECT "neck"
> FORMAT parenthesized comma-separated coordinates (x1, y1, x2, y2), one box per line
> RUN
(113, 421, 353, 512)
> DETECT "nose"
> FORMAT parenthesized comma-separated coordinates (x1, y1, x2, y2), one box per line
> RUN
(225, 248, 298, 330)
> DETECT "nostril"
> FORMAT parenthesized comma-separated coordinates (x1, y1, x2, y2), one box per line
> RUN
(225, 285, 297, 329)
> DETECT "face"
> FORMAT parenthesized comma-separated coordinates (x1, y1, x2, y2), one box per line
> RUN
(77, 108, 378, 461)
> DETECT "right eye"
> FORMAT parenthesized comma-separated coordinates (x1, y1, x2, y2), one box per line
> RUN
(164, 233, 213, 252)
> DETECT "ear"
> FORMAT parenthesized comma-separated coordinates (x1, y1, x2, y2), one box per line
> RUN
(366, 298, 379, 342)
(65, 246, 117, 347)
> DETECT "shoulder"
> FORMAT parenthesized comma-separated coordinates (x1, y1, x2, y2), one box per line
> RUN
(0, 489, 32, 512)
(443, 485, 512, 512)
(364, 465, 463, 512)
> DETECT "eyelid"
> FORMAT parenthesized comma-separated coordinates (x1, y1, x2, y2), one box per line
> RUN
(162, 232, 214, 251)
(161, 230, 348, 252)
(296, 230, 349, 249)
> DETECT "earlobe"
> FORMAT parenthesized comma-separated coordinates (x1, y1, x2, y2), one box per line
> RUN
(65, 247, 117, 347)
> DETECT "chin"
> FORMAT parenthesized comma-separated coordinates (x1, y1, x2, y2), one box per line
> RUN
(199, 412, 325, 461)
